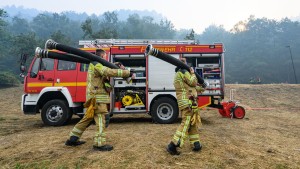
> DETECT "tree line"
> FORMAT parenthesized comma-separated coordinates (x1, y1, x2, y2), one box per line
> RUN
(0, 9, 299, 86)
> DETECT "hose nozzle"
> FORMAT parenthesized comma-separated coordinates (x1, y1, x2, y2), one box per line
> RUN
(35, 47, 48, 58)
(202, 81, 209, 88)
(45, 39, 58, 50)
(145, 44, 158, 56)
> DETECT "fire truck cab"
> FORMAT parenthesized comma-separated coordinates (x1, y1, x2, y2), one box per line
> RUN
(21, 39, 226, 126)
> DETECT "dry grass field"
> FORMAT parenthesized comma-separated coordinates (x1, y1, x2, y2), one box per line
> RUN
(0, 84, 299, 169)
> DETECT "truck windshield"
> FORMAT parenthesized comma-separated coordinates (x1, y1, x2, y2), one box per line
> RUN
(30, 58, 40, 78)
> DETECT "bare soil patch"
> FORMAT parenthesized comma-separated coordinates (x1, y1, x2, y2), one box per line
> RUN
(0, 84, 299, 169)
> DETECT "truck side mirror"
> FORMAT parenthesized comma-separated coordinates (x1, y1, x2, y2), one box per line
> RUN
(30, 72, 37, 78)
(20, 65, 26, 73)
(19, 53, 28, 78)
(19, 64, 27, 78)
(19, 73, 25, 78)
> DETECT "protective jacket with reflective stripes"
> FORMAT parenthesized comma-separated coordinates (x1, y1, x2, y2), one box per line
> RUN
(86, 63, 130, 103)
(173, 69, 204, 110)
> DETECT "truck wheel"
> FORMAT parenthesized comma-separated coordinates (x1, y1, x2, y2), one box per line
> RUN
(151, 97, 179, 124)
(41, 99, 70, 126)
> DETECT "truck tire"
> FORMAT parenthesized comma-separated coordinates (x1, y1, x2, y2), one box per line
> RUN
(41, 99, 70, 126)
(151, 97, 179, 124)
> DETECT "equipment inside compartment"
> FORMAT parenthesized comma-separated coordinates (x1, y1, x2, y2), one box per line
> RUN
(114, 88, 146, 110)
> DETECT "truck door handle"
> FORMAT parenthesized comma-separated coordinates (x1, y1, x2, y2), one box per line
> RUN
(47, 78, 54, 81)
(38, 74, 44, 80)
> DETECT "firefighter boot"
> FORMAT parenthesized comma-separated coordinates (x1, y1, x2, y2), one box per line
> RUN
(93, 144, 114, 151)
(167, 141, 180, 155)
(193, 141, 202, 152)
(65, 136, 86, 146)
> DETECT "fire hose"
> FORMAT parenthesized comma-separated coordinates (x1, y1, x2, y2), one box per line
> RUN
(42, 40, 132, 83)
(35, 47, 90, 64)
(45, 39, 119, 69)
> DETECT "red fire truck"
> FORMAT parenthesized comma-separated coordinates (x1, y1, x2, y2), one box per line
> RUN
(21, 39, 240, 126)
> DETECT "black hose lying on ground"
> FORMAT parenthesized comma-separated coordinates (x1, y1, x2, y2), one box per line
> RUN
(45, 39, 119, 69)
(35, 47, 90, 64)
(145, 44, 207, 88)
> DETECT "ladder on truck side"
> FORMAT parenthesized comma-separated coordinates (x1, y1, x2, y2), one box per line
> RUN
(79, 39, 196, 48)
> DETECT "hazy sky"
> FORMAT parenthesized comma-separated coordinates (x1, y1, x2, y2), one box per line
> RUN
(1, 0, 300, 33)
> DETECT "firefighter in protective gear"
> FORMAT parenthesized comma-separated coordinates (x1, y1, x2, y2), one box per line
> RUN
(103, 62, 126, 128)
(167, 58, 205, 155)
(65, 49, 134, 151)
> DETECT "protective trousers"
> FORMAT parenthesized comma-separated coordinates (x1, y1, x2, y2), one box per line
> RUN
(172, 107, 200, 148)
(69, 103, 108, 147)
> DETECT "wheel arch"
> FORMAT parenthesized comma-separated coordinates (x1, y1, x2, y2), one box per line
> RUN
(37, 87, 73, 111)
(149, 94, 178, 115)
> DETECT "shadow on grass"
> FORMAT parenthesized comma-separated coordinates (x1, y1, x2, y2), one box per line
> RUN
(66, 116, 154, 126)
(201, 118, 214, 125)
(66, 115, 182, 126)
(34, 114, 184, 128)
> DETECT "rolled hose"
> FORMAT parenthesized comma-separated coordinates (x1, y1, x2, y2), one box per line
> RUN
(145, 45, 208, 88)
(35, 47, 90, 64)
(45, 39, 119, 69)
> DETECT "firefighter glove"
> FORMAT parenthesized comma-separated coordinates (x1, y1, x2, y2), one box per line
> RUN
(189, 97, 201, 126)
(129, 68, 135, 77)
(191, 111, 201, 127)
(84, 98, 96, 119)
